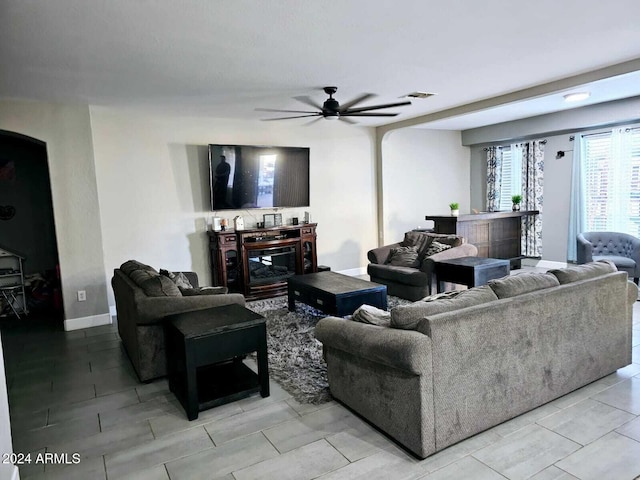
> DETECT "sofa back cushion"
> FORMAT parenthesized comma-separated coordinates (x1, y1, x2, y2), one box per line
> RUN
(488, 273, 560, 299)
(123, 262, 182, 297)
(548, 260, 617, 284)
(391, 285, 498, 331)
(140, 275, 182, 297)
(120, 260, 157, 276)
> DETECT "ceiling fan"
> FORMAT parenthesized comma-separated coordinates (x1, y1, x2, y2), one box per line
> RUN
(256, 86, 411, 123)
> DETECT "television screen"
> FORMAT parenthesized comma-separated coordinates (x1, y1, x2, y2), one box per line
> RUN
(209, 144, 310, 211)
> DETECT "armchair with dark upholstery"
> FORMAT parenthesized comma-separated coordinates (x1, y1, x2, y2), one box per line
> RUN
(367, 231, 478, 301)
(577, 232, 640, 283)
(112, 260, 245, 381)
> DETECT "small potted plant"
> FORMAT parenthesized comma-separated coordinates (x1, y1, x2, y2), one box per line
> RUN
(511, 194, 522, 211)
(449, 202, 460, 217)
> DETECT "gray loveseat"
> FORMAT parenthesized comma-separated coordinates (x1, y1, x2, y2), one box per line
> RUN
(367, 231, 478, 301)
(316, 261, 636, 459)
(112, 260, 245, 382)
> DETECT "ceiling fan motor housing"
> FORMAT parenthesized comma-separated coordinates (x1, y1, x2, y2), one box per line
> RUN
(323, 98, 340, 115)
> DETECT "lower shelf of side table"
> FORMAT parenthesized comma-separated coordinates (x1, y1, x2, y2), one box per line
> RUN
(171, 360, 262, 415)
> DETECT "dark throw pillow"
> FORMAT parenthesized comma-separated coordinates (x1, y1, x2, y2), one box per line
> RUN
(385, 245, 420, 268)
(160, 269, 193, 289)
(424, 241, 452, 257)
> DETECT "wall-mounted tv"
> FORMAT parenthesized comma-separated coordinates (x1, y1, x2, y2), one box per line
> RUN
(209, 144, 310, 211)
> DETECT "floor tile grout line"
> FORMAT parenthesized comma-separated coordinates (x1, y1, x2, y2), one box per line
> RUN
(462, 454, 510, 480)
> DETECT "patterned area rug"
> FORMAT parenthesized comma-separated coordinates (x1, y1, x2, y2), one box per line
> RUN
(246, 295, 411, 404)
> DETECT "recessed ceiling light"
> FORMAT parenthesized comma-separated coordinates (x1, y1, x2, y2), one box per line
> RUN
(563, 92, 591, 102)
(403, 92, 437, 99)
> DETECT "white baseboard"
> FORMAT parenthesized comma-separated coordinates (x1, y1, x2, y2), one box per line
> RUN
(109, 305, 117, 322)
(522, 258, 567, 269)
(337, 267, 368, 277)
(64, 313, 112, 331)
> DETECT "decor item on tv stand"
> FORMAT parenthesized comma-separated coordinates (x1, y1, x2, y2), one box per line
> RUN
(208, 223, 318, 300)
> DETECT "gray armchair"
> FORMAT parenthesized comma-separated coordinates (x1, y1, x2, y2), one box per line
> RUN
(367, 231, 478, 301)
(577, 232, 640, 283)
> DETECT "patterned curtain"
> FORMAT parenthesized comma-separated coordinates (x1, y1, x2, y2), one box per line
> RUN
(486, 146, 503, 212)
(521, 140, 545, 257)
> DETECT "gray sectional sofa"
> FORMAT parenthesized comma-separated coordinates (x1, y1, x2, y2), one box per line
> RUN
(112, 260, 245, 382)
(315, 261, 636, 459)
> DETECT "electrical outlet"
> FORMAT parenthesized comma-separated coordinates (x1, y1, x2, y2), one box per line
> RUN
(77, 290, 86, 302)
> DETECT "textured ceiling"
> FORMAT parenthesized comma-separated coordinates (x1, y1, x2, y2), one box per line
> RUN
(2, 0, 640, 128)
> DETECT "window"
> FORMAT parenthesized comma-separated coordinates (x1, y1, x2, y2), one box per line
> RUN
(581, 127, 640, 236)
(498, 145, 522, 211)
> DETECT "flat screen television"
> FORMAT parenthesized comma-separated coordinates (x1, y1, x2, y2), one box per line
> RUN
(209, 144, 310, 211)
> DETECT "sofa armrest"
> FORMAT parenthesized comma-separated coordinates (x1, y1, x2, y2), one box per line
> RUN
(576, 234, 593, 264)
(420, 243, 478, 273)
(135, 293, 246, 324)
(315, 317, 431, 375)
(628, 280, 639, 305)
(367, 242, 402, 264)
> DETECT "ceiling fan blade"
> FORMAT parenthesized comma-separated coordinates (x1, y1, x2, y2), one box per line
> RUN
(344, 100, 412, 114)
(260, 114, 322, 121)
(341, 112, 400, 117)
(256, 108, 318, 114)
(338, 116, 357, 124)
(338, 93, 375, 112)
(293, 96, 323, 110)
(304, 117, 324, 126)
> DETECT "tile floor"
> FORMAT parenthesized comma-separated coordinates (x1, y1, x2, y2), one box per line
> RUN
(1, 297, 640, 479)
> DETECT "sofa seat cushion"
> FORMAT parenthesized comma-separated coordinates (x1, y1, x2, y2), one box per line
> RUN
(368, 263, 428, 286)
(549, 260, 617, 284)
(391, 285, 498, 331)
(180, 286, 228, 296)
(488, 273, 560, 299)
(593, 255, 635, 270)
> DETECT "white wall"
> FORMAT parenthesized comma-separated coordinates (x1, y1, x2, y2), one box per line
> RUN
(89, 107, 378, 305)
(466, 97, 640, 263)
(0, 99, 110, 328)
(381, 128, 470, 243)
(469, 135, 573, 263)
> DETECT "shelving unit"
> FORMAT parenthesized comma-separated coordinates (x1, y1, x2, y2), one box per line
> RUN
(0, 246, 28, 318)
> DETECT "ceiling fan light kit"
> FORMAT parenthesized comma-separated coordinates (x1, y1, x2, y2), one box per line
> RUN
(257, 86, 412, 123)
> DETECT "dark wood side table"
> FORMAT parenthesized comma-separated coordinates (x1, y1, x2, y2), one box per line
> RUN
(165, 304, 269, 420)
(288, 271, 387, 316)
(433, 256, 510, 293)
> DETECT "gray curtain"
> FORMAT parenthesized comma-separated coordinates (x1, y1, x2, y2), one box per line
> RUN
(521, 140, 545, 257)
(486, 146, 503, 212)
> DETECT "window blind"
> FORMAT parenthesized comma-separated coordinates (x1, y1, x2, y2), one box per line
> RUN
(498, 146, 522, 211)
(582, 127, 640, 236)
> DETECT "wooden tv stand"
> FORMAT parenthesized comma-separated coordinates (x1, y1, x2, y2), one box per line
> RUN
(208, 223, 317, 300)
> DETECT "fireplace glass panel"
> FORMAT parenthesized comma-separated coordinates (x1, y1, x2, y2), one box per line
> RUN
(247, 245, 296, 285)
